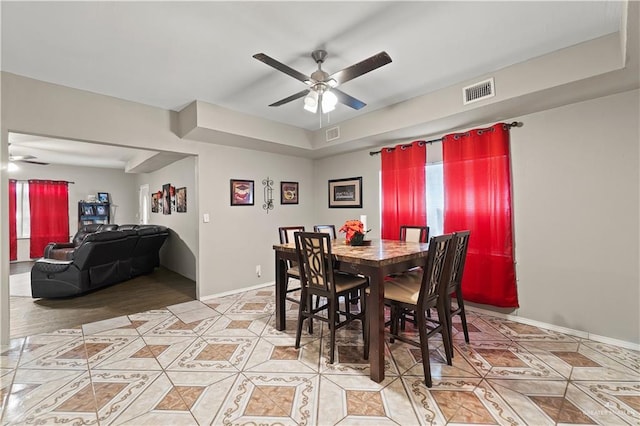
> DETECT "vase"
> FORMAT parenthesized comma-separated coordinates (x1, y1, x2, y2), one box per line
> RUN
(350, 233, 366, 246)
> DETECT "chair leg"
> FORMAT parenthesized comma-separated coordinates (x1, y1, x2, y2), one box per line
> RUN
(389, 304, 399, 343)
(328, 297, 337, 364)
(295, 289, 307, 349)
(437, 302, 453, 366)
(363, 292, 369, 360)
(457, 294, 470, 343)
(416, 309, 432, 388)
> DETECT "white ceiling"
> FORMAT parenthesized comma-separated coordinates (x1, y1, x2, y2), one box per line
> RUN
(0, 1, 626, 168)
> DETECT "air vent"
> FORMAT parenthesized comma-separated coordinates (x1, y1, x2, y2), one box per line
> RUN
(463, 78, 495, 105)
(326, 126, 340, 142)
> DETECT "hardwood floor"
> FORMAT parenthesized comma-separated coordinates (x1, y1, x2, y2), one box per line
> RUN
(9, 265, 196, 338)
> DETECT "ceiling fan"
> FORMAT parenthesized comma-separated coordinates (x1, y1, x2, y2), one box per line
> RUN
(9, 154, 49, 166)
(253, 49, 392, 113)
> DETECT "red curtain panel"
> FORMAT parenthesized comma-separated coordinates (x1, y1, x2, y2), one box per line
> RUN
(28, 180, 69, 259)
(9, 179, 17, 261)
(381, 141, 427, 240)
(443, 123, 518, 308)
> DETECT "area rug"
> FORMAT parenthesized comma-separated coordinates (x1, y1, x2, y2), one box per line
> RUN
(10, 272, 32, 297)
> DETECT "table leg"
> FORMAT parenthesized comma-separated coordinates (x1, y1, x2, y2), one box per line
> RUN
(368, 270, 385, 382)
(275, 254, 286, 331)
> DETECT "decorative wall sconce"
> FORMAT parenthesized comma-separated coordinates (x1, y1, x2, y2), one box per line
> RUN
(262, 177, 274, 213)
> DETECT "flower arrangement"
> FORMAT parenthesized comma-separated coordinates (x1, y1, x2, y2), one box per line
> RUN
(339, 219, 370, 246)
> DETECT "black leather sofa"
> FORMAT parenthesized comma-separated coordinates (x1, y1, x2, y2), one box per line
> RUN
(31, 224, 169, 298)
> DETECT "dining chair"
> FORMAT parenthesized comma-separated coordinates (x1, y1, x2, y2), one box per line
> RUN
(294, 231, 369, 364)
(278, 226, 305, 304)
(378, 233, 453, 387)
(440, 230, 471, 357)
(399, 225, 430, 243)
(313, 224, 337, 240)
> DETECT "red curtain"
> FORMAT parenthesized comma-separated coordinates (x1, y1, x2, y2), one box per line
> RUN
(28, 180, 69, 258)
(9, 180, 17, 261)
(443, 123, 518, 307)
(381, 141, 427, 240)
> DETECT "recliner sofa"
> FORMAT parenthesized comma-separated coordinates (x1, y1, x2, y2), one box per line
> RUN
(31, 224, 169, 298)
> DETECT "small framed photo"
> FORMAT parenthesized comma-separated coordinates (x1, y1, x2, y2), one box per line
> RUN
(280, 181, 299, 205)
(230, 179, 254, 206)
(328, 176, 363, 208)
(176, 187, 187, 212)
(95, 205, 107, 215)
(151, 193, 159, 213)
(97, 192, 110, 203)
(83, 205, 95, 216)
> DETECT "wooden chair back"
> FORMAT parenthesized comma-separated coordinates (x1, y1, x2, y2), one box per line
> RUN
(313, 224, 337, 240)
(294, 231, 334, 298)
(279, 226, 305, 244)
(400, 225, 429, 243)
(417, 233, 453, 312)
(444, 231, 471, 296)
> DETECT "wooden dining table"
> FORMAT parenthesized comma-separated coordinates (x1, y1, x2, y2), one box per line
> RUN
(273, 238, 430, 383)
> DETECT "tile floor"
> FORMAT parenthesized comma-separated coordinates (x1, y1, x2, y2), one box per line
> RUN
(1, 286, 639, 425)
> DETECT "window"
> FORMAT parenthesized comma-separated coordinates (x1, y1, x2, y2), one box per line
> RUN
(426, 162, 444, 237)
(15, 181, 30, 238)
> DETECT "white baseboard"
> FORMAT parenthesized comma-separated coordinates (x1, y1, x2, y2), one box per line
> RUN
(199, 281, 274, 302)
(199, 283, 639, 351)
(466, 305, 640, 351)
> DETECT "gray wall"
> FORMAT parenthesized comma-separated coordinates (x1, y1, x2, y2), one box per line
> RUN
(135, 156, 198, 281)
(314, 89, 640, 344)
(1, 72, 637, 346)
(8, 162, 138, 260)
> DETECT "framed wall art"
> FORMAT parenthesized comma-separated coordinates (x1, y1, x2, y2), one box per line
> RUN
(176, 187, 187, 212)
(162, 183, 171, 215)
(230, 179, 254, 206)
(97, 192, 110, 203)
(328, 176, 362, 208)
(151, 193, 159, 213)
(280, 181, 299, 205)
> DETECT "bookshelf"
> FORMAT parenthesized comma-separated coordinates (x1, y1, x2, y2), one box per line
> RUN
(78, 201, 110, 227)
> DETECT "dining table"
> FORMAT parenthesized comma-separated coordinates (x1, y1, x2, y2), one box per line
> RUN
(273, 238, 430, 383)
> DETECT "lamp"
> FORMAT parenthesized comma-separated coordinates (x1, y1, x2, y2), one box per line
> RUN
(303, 90, 318, 113)
(321, 90, 338, 113)
(304, 83, 338, 114)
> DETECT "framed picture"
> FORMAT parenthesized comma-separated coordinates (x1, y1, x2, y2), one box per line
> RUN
(151, 193, 159, 213)
(95, 205, 107, 215)
(97, 192, 110, 203)
(230, 179, 254, 206)
(176, 187, 187, 212)
(280, 181, 299, 205)
(162, 183, 171, 215)
(83, 205, 95, 216)
(328, 176, 363, 208)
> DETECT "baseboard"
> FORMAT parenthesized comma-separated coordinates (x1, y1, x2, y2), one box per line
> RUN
(199, 281, 275, 302)
(200, 282, 639, 351)
(466, 305, 640, 351)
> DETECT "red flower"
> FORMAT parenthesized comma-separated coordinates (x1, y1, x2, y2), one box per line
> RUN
(339, 220, 367, 243)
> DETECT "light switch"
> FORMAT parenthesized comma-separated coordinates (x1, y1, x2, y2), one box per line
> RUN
(203, 213, 210, 223)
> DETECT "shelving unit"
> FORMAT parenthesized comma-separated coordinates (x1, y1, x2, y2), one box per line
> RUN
(78, 201, 110, 227)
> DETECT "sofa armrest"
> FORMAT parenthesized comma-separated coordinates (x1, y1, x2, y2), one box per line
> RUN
(33, 258, 73, 274)
(44, 242, 74, 258)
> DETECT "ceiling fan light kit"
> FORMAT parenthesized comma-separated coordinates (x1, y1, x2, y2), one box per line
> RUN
(253, 49, 392, 114)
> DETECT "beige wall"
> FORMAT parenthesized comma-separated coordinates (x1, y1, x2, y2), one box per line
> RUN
(1, 72, 638, 346)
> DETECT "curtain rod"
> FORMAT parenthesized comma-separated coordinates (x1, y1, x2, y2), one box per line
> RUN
(9, 179, 75, 184)
(368, 121, 523, 156)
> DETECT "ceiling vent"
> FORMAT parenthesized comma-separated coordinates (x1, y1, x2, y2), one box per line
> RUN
(463, 78, 495, 105)
(326, 126, 340, 142)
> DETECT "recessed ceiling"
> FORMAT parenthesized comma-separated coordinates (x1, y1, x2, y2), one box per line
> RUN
(1, 1, 623, 133)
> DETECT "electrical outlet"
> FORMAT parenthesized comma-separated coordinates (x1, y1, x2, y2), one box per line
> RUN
(256, 265, 261, 277)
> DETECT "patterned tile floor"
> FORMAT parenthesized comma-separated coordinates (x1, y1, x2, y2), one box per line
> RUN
(1, 286, 639, 425)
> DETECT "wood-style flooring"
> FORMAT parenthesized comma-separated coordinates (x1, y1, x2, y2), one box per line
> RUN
(9, 262, 196, 338)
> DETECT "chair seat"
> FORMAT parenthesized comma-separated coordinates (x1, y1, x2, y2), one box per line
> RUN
(334, 272, 368, 293)
(287, 266, 300, 278)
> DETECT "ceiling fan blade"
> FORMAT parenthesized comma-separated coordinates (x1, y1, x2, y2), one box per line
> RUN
(333, 88, 366, 110)
(269, 89, 310, 107)
(253, 53, 311, 84)
(330, 51, 392, 85)
(20, 160, 49, 166)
